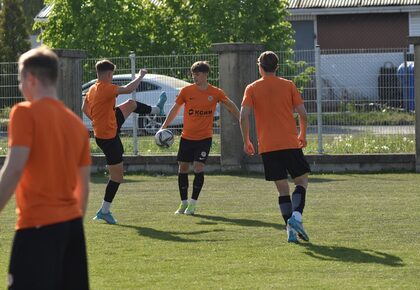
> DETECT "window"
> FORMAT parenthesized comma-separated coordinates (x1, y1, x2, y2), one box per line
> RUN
(136, 81, 160, 92)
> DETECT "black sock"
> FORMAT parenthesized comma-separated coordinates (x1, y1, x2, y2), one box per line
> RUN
(292, 185, 306, 214)
(191, 172, 204, 200)
(178, 173, 189, 201)
(278, 195, 292, 225)
(134, 101, 152, 114)
(104, 180, 120, 203)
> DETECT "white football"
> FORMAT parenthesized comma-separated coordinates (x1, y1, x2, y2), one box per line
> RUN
(155, 129, 174, 148)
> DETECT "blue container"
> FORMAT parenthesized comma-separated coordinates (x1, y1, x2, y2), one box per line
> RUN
(397, 61, 415, 111)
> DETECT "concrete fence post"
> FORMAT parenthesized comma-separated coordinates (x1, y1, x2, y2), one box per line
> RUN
(212, 43, 264, 172)
(408, 37, 420, 172)
(54, 49, 86, 117)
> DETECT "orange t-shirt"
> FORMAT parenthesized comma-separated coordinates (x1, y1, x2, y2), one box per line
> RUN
(176, 84, 228, 140)
(86, 81, 119, 139)
(242, 76, 304, 154)
(8, 98, 92, 229)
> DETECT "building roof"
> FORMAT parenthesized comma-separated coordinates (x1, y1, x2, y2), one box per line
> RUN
(288, 0, 420, 17)
(289, 0, 420, 9)
(34, 4, 54, 23)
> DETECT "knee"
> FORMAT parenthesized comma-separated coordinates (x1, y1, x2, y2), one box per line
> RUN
(178, 163, 189, 174)
(294, 174, 308, 189)
(193, 163, 205, 173)
(128, 99, 137, 109)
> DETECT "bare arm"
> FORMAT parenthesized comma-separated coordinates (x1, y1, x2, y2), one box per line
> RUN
(82, 97, 92, 121)
(0, 147, 30, 212)
(239, 106, 255, 155)
(160, 103, 182, 129)
(74, 165, 90, 216)
(221, 99, 240, 120)
(295, 104, 308, 148)
(117, 69, 147, 95)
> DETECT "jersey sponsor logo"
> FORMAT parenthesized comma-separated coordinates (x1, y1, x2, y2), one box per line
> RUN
(188, 109, 213, 116)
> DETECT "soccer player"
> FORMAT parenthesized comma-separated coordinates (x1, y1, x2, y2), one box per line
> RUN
(160, 61, 240, 215)
(0, 46, 91, 289)
(240, 51, 311, 243)
(83, 59, 167, 224)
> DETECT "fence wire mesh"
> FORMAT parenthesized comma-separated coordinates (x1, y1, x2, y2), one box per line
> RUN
(0, 48, 415, 156)
(82, 53, 220, 155)
(277, 47, 415, 154)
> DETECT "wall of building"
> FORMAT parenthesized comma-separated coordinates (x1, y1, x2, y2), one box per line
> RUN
(317, 13, 408, 49)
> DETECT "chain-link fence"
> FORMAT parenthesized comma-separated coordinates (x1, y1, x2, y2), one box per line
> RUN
(81, 53, 220, 156)
(0, 62, 22, 144)
(0, 48, 415, 156)
(277, 47, 415, 154)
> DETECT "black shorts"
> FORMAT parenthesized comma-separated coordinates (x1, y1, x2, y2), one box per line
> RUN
(8, 218, 89, 290)
(177, 137, 212, 163)
(261, 148, 311, 181)
(115, 107, 125, 133)
(95, 108, 125, 165)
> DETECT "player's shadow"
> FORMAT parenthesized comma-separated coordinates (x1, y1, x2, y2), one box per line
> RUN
(300, 243, 404, 267)
(308, 177, 344, 183)
(117, 224, 226, 243)
(194, 214, 284, 230)
(89, 177, 144, 184)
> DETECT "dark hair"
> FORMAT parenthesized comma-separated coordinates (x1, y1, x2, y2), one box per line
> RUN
(191, 61, 210, 73)
(258, 51, 279, 73)
(18, 46, 59, 86)
(95, 59, 116, 73)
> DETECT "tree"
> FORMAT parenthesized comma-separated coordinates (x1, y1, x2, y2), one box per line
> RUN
(36, 0, 151, 58)
(36, 0, 294, 57)
(0, 0, 30, 62)
(22, 0, 44, 33)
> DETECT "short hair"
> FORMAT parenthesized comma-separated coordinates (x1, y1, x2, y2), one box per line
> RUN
(191, 61, 210, 73)
(95, 59, 116, 73)
(258, 51, 279, 73)
(18, 46, 59, 86)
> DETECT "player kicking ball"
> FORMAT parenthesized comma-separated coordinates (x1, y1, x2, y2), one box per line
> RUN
(240, 51, 311, 243)
(82, 59, 167, 224)
(159, 61, 240, 215)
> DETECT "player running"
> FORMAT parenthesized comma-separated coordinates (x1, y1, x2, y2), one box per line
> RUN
(160, 61, 240, 215)
(82, 59, 167, 224)
(240, 51, 311, 243)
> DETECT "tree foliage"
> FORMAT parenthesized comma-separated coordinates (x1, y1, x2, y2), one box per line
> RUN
(36, 0, 294, 57)
(0, 0, 30, 62)
(22, 0, 44, 32)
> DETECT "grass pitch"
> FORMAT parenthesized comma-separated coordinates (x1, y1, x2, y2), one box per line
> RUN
(1, 173, 419, 289)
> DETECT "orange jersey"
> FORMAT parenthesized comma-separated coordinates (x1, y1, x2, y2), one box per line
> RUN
(242, 76, 304, 153)
(8, 98, 91, 229)
(86, 81, 118, 139)
(176, 84, 228, 140)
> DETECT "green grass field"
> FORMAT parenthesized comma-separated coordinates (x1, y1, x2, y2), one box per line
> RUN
(1, 173, 419, 289)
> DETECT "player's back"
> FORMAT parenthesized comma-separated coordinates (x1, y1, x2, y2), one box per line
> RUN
(10, 98, 90, 229)
(86, 81, 118, 138)
(244, 76, 303, 152)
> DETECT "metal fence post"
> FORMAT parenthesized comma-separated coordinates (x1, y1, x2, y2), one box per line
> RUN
(315, 45, 323, 154)
(408, 37, 420, 172)
(129, 51, 138, 155)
